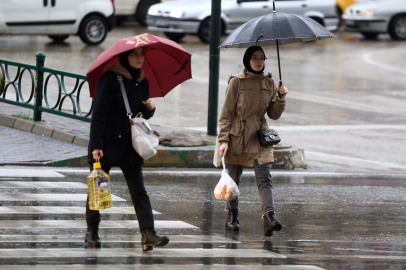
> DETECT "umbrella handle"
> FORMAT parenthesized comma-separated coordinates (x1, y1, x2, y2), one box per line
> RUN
(277, 80, 283, 99)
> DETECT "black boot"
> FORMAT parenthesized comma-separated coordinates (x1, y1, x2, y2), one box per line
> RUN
(225, 209, 240, 231)
(263, 211, 282, 237)
(141, 228, 169, 251)
(85, 221, 101, 249)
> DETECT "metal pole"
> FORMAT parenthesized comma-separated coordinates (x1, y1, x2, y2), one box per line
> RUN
(34, 52, 46, 122)
(207, 0, 222, 136)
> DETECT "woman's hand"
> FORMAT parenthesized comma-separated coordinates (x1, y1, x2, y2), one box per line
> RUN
(143, 98, 156, 111)
(218, 142, 229, 156)
(278, 84, 289, 99)
(92, 149, 104, 160)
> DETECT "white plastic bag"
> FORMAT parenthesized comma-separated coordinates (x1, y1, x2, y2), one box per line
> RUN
(214, 156, 240, 201)
(131, 116, 159, 160)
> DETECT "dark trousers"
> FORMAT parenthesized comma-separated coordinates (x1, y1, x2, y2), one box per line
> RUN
(226, 160, 275, 216)
(86, 163, 154, 231)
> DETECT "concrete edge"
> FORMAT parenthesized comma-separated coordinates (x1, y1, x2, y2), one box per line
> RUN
(40, 148, 305, 169)
(0, 113, 89, 147)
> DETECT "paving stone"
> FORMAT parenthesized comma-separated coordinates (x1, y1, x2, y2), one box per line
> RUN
(73, 136, 89, 147)
(0, 266, 324, 270)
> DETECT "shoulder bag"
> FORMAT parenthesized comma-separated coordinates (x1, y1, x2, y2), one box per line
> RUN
(117, 75, 159, 160)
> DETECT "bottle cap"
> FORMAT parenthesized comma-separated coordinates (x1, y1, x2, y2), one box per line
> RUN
(94, 158, 101, 169)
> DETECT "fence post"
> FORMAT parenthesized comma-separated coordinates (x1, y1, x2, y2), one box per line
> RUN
(207, 0, 222, 136)
(34, 52, 46, 122)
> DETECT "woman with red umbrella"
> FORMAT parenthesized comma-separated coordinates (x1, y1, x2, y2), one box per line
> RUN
(85, 47, 168, 251)
(85, 33, 191, 251)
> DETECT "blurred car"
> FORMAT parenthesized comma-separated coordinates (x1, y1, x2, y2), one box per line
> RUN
(342, 0, 406, 40)
(336, 0, 356, 21)
(115, 0, 171, 26)
(0, 0, 115, 45)
(147, 0, 339, 43)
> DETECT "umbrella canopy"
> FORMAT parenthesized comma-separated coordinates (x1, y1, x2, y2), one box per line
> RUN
(87, 33, 192, 98)
(220, 12, 335, 48)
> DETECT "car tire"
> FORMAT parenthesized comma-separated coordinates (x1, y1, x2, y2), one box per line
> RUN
(388, 14, 406, 40)
(79, 15, 108, 45)
(164, 32, 186, 42)
(48, 35, 70, 43)
(361, 32, 379, 39)
(136, 0, 160, 26)
(198, 17, 212, 44)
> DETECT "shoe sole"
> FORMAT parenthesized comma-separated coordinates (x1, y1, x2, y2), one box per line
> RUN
(142, 238, 170, 252)
(264, 223, 282, 237)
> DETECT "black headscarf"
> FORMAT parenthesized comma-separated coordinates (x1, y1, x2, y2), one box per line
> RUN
(119, 49, 142, 81)
(243, 46, 265, 75)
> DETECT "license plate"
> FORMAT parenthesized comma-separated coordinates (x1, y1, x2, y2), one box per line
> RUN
(345, 20, 355, 26)
(153, 19, 167, 26)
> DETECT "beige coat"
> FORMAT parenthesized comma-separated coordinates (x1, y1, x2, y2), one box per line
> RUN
(217, 69, 286, 167)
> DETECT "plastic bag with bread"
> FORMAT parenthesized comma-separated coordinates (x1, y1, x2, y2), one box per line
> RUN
(214, 156, 240, 201)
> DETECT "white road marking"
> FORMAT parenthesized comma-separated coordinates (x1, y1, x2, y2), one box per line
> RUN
(362, 52, 406, 76)
(0, 194, 125, 201)
(0, 206, 160, 215)
(0, 220, 197, 229)
(0, 181, 87, 188)
(0, 169, 64, 178)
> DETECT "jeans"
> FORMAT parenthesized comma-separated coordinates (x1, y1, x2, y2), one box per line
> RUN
(226, 160, 274, 215)
(86, 163, 154, 231)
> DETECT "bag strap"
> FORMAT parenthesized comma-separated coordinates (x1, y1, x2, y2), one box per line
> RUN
(117, 75, 133, 122)
(222, 156, 226, 170)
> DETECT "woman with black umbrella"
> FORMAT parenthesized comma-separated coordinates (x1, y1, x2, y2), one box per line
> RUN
(217, 46, 288, 237)
(86, 47, 169, 251)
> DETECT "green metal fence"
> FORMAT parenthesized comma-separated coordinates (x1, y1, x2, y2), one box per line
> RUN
(0, 52, 93, 122)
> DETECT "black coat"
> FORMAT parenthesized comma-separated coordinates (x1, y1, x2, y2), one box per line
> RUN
(88, 68, 155, 165)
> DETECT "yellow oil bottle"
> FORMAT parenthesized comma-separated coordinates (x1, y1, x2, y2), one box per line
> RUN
(87, 159, 112, 210)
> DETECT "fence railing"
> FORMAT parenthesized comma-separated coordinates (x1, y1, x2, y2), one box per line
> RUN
(0, 52, 93, 122)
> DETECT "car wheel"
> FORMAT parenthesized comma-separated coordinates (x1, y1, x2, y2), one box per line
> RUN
(136, 0, 160, 26)
(198, 17, 211, 44)
(48, 35, 70, 43)
(361, 32, 379, 39)
(79, 15, 108, 45)
(164, 32, 186, 42)
(389, 15, 406, 40)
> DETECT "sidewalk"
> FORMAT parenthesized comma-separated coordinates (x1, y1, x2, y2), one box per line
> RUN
(0, 103, 305, 168)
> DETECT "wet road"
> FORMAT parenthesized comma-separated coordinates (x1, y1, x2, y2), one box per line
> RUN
(1, 167, 406, 268)
(1, 23, 406, 173)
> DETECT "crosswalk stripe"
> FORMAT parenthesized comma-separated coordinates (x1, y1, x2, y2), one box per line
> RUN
(0, 181, 87, 188)
(0, 194, 125, 201)
(0, 248, 286, 258)
(0, 235, 239, 243)
(0, 169, 64, 178)
(0, 206, 161, 215)
(0, 265, 325, 270)
(0, 220, 198, 229)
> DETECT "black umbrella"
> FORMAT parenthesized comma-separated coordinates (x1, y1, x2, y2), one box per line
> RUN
(220, 1, 335, 97)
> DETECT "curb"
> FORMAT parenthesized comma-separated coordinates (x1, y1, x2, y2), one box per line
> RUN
(43, 147, 305, 169)
(0, 114, 89, 147)
(0, 113, 305, 169)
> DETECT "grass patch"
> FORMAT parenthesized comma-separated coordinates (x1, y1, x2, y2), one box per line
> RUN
(204, 141, 216, 146)
(12, 112, 32, 120)
(300, 164, 308, 169)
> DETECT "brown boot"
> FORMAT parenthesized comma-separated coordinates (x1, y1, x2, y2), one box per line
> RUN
(141, 228, 169, 251)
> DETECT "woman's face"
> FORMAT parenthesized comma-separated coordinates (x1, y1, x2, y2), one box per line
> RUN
(250, 50, 265, 72)
(128, 47, 145, 69)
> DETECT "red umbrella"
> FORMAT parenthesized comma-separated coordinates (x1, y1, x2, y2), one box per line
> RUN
(86, 33, 192, 98)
